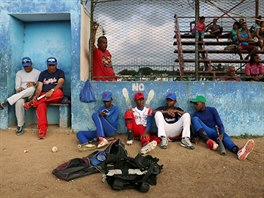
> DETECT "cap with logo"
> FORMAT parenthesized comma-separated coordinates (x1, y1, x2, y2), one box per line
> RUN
(102, 91, 112, 101)
(166, 93, 177, 101)
(47, 57, 57, 65)
(134, 92, 144, 100)
(22, 57, 32, 67)
(190, 95, 206, 103)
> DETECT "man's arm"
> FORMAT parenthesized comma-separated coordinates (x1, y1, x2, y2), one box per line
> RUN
(92, 22, 99, 48)
(32, 82, 43, 101)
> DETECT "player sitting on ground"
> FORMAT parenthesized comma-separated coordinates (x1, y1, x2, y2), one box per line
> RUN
(124, 92, 160, 155)
(152, 93, 194, 150)
(76, 91, 119, 151)
(190, 95, 254, 161)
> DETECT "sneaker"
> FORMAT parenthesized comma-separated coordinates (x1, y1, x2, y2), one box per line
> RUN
(140, 140, 157, 155)
(38, 131, 46, 139)
(0, 101, 8, 110)
(24, 101, 33, 110)
(16, 125, 24, 136)
(97, 137, 109, 148)
(180, 137, 195, 150)
(237, 139, 255, 161)
(126, 130, 134, 145)
(160, 137, 168, 149)
(77, 143, 96, 151)
(206, 139, 218, 151)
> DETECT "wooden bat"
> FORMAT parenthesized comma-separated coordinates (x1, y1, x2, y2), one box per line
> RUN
(215, 125, 226, 155)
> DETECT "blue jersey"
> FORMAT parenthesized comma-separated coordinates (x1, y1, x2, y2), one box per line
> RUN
(193, 106, 225, 133)
(98, 104, 119, 129)
(38, 69, 65, 92)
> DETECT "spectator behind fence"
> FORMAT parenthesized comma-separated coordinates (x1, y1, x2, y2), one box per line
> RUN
(190, 16, 206, 42)
(229, 22, 240, 44)
(245, 53, 264, 81)
(256, 21, 264, 51)
(249, 15, 262, 37)
(238, 18, 245, 29)
(237, 22, 257, 60)
(205, 18, 223, 42)
(0, 57, 40, 136)
(219, 66, 241, 81)
(92, 22, 116, 81)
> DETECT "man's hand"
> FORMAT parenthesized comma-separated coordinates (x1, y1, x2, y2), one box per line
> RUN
(93, 22, 99, 31)
(100, 110, 107, 117)
(167, 109, 175, 117)
(217, 133, 224, 141)
(16, 87, 25, 93)
(26, 82, 35, 87)
(140, 131, 149, 139)
(45, 90, 53, 98)
(32, 96, 38, 102)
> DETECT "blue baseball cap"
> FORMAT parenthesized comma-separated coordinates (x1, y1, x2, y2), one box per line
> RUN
(166, 93, 177, 101)
(47, 57, 57, 65)
(22, 57, 32, 67)
(102, 91, 112, 101)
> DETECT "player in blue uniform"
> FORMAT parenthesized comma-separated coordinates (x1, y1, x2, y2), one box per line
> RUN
(76, 91, 119, 150)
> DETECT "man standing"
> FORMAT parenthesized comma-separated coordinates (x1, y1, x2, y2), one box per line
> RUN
(153, 93, 194, 149)
(24, 57, 65, 139)
(92, 22, 116, 81)
(0, 57, 40, 135)
(190, 95, 254, 160)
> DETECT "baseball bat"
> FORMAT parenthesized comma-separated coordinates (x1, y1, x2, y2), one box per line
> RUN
(37, 94, 46, 100)
(215, 125, 226, 155)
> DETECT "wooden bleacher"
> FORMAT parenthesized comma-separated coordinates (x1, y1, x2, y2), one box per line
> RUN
(173, 15, 262, 80)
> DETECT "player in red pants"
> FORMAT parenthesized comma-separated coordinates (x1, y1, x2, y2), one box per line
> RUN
(24, 57, 65, 139)
(124, 92, 160, 155)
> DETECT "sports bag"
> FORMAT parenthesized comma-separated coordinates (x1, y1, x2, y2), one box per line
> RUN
(80, 80, 96, 103)
(52, 139, 127, 181)
(103, 153, 163, 192)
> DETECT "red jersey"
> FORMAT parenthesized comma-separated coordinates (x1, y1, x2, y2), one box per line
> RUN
(93, 47, 116, 81)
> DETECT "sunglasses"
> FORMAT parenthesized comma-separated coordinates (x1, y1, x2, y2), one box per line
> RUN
(22, 59, 31, 63)
(47, 58, 57, 62)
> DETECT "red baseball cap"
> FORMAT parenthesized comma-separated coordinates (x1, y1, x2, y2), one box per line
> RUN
(134, 92, 144, 100)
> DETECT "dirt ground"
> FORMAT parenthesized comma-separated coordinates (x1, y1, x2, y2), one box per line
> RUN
(0, 126, 263, 198)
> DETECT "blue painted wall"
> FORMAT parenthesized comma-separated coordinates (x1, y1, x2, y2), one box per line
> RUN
(0, 0, 80, 127)
(0, 1, 263, 136)
(72, 81, 264, 136)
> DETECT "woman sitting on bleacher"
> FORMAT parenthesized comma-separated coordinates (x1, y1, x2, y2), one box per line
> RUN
(229, 22, 240, 44)
(245, 53, 264, 81)
(237, 22, 256, 60)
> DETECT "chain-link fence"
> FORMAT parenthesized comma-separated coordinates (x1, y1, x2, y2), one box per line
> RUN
(85, 0, 264, 81)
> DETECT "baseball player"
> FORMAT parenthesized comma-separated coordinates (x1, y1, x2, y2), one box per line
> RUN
(24, 57, 65, 139)
(0, 57, 40, 135)
(153, 93, 194, 149)
(76, 91, 119, 151)
(124, 92, 160, 155)
(190, 95, 254, 160)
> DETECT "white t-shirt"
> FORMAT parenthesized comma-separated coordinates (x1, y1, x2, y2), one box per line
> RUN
(15, 68, 41, 90)
(132, 107, 152, 126)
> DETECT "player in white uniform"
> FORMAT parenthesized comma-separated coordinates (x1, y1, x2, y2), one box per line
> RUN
(0, 57, 40, 135)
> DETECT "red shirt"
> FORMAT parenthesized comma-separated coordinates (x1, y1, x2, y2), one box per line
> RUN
(93, 47, 116, 81)
(245, 63, 264, 76)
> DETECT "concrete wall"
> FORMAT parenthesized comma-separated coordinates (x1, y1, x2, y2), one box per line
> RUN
(0, 1, 263, 136)
(72, 81, 264, 136)
(0, 0, 80, 128)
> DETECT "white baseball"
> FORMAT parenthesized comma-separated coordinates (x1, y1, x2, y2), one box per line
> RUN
(51, 146, 58, 152)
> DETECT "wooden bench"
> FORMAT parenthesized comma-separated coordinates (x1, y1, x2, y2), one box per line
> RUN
(49, 103, 71, 128)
